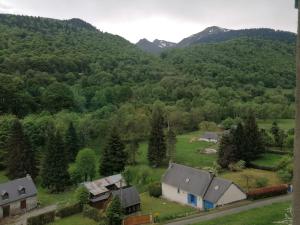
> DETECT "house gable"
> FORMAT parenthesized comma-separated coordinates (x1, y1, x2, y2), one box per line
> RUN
(216, 183, 247, 206)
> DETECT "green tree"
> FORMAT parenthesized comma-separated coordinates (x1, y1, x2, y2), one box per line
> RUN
(166, 127, 177, 162)
(148, 105, 167, 167)
(75, 148, 96, 182)
(6, 120, 38, 179)
(76, 186, 90, 206)
(41, 127, 70, 192)
(233, 123, 246, 161)
(126, 140, 139, 165)
(99, 127, 127, 176)
(65, 122, 80, 162)
(217, 132, 236, 168)
(106, 196, 123, 225)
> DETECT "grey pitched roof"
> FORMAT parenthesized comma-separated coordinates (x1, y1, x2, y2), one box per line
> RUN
(90, 192, 111, 203)
(201, 132, 219, 140)
(0, 176, 37, 206)
(203, 177, 232, 204)
(112, 186, 140, 208)
(162, 163, 213, 197)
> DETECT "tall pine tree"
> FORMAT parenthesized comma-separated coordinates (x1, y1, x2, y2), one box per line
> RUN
(99, 127, 127, 176)
(148, 105, 167, 167)
(218, 131, 236, 168)
(7, 119, 38, 179)
(41, 127, 70, 192)
(65, 122, 79, 162)
(233, 122, 246, 161)
(243, 114, 265, 162)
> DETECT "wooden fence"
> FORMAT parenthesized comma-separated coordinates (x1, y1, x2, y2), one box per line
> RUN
(123, 214, 153, 225)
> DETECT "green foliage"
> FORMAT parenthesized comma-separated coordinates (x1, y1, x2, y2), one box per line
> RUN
(27, 210, 55, 225)
(99, 127, 127, 176)
(74, 148, 96, 182)
(82, 205, 102, 222)
(106, 196, 123, 225)
(56, 203, 82, 218)
(148, 104, 167, 167)
(199, 121, 218, 131)
(122, 167, 134, 186)
(256, 177, 269, 188)
(41, 126, 70, 192)
(148, 182, 162, 198)
(75, 186, 90, 206)
(277, 156, 293, 183)
(65, 122, 80, 162)
(6, 119, 38, 179)
(228, 160, 246, 172)
(166, 128, 177, 161)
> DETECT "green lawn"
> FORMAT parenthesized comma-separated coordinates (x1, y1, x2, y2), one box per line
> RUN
(258, 119, 294, 131)
(141, 193, 197, 222)
(38, 187, 77, 207)
(194, 201, 290, 225)
(49, 214, 98, 225)
(252, 153, 283, 168)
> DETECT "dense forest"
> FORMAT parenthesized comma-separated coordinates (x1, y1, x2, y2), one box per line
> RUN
(0, 14, 296, 162)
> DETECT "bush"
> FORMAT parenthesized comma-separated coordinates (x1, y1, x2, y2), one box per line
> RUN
(228, 160, 246, 172)
(27, 211, 55, 225)
(56, 203, 82, 218)
(148, 182, 162, 198)
(76, 186, 90, 206)
(247, 184, 288, 200)
(256, 177, 269, 188)
(83, 205, 101, 222)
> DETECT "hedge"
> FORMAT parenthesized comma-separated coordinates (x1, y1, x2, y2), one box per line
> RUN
(266, 149, 289, 155)
(27, 210, 55, 225)
(83, 204, 102, 222)
(56, 203, 83, 218)
(248, 162, 277, 171)
(148, 182, 162, 198)
(247, 184, 288, 200)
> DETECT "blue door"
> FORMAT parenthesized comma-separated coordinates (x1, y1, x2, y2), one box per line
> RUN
(204, 200, 214, 210)
(187, 193, 197, 207)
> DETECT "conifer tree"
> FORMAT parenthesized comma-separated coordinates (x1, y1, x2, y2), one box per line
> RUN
(99, 127, 127, 176)
(243, 114, 265, 162)
(65, 122, 79, 162)
(218, 132, 236, 168)
(233, 122, 245, 161)
(148, 105, 167, 167)
(41, 126, 70, 192)
(166, 127, 177, 162)
(7, 119, 38, 179)
(107, 196, 123, 225)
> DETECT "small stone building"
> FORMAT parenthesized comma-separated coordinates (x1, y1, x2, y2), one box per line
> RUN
(0, 175, 37, 219)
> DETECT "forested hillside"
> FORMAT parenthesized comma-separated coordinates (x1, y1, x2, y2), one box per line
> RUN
(0, 14, 296, 152)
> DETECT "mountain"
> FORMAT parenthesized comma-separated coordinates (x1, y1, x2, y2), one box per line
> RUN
(176, 26, 230, 47)
(136, 38, 175, 54)
(136, 26, 296, 53)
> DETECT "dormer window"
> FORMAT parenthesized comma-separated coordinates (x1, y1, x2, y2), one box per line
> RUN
(1, 191, 9, 200)
(18, 186, 26, 195)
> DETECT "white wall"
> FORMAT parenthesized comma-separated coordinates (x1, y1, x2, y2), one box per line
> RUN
(217, 184, 246, 206)
(0, 196, 37, 218)
(162, 183, 203, 209)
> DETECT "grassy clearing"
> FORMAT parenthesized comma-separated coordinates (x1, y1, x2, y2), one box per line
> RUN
(194, 201, 290, 225)
(141, 193, 196, 221)
(258, 119, 294, 131)
(252, 153, 283, 167)
(49, 214, 98, 225)
(221, 169, 282, 191)
(38, 187, 77, 207)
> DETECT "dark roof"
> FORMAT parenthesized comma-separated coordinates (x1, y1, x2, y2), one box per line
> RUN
(201, 132, 219, 140)
(0, 175, 37, 206)
(203, 177, 232, 203)
(162, 163, 213, 197)
(112, 186, 140, 208)
(162, 163, 245, 204)
(90, 192, 110, 203)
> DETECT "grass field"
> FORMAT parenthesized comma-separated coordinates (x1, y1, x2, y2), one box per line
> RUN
(194, 201, 290, 225)
(252, 153, 283, 167)
(258, 119, 294, 131)
(221, 169, 283, 191)
(49, 214, 98, 225)
(141, 193, 197, 221)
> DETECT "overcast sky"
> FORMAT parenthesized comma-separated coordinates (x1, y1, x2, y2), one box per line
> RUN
(0, 0, 297, 43)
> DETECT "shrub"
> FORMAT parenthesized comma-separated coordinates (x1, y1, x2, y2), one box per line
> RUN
(76, 186, 90, 206)
(148, 182, 162, 198)
(256, 177, 269, 188)
(228, 160, 246, 172)
(247, 184, 288, 200)
(83, 205, 101, 222)
(56, 203, 82, 218)
(27, 211, 55, 225)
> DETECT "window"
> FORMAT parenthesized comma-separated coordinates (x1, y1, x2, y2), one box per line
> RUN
(1, 191, 9, 200)
(18, 186, 26, 195)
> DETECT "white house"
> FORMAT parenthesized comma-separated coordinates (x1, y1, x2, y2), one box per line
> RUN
(199, 132, 219, 143)
(162, 163, 246, 210)
(0, 175, 37, 219)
